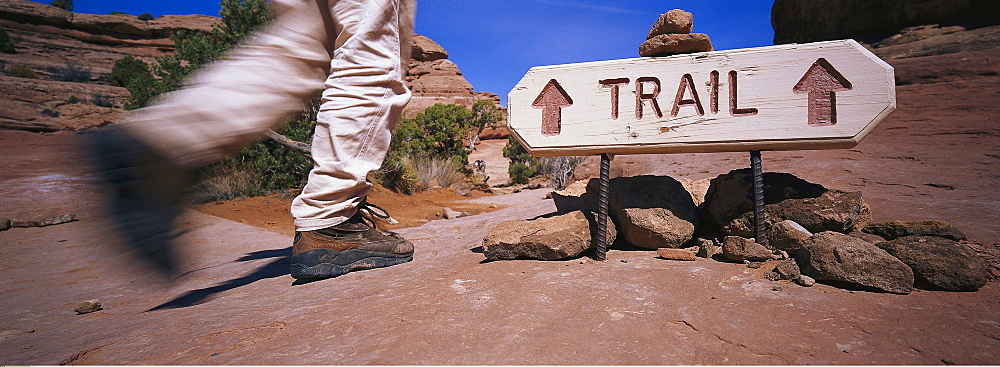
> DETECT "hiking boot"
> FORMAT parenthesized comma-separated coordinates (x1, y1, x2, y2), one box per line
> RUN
(84, 126, 191, 278)
(290, 202, 413, 279)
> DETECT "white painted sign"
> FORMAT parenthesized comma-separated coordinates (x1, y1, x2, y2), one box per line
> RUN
(507, 39, 895, 156)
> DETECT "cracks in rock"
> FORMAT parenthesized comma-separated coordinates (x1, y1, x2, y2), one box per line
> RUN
(669, 319, 792, 364)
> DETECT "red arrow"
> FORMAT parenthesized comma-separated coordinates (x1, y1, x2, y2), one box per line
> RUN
(532, 79, 573, 136)
(793, 58, 852, 126)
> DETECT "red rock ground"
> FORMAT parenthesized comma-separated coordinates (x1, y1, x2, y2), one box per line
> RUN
(0, 49, 998, 364)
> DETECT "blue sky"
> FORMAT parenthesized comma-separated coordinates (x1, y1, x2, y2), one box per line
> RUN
(49, 0, 775, 106)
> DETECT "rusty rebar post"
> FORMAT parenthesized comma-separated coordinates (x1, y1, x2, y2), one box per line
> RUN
(595, 153, 611, 260)
(750, 150, 767, 246)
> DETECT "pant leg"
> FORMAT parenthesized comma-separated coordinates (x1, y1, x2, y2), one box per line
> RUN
(291, 0, 414, 231)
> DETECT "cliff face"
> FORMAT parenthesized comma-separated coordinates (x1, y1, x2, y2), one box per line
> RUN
(0, 0, 489, 132)
(771, 0, 999, 45)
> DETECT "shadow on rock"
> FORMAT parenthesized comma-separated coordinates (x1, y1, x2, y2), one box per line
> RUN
(147, 247, 291, 311)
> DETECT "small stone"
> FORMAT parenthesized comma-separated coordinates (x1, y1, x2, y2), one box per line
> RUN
(442, 208, 468, 220)
(772, 258, 801, 280)
(747, 262, 763, 269)
(620, 259, 628, 263)
(722, 236, 774, 262)
(795, 275, 816, 287)
(696, 238, 720, 258)
(657, 248, 697, 261)
(74, 299, 102, 314)
(0, 218, 11, 231)
(646, 9, 694, 38)
(771, 286, 783, 291)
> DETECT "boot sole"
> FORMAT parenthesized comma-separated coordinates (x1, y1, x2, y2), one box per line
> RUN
(290, 248, 413, 279)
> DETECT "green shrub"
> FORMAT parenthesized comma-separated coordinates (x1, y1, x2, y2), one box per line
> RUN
(50, 0, 72, 11)
(503, 136, 542, 184)
(7, 65, 39, 79)
(138, 13, 155, 21)
(373, 151, 419, 195)
(109, 11, 128, 15)
(0, 28, 15, 54)
(373, 103, 480, 193)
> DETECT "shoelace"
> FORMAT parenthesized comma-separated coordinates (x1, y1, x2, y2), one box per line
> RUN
(357, 200, 399, 229)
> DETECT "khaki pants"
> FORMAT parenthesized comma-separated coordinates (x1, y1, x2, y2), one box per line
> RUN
(119, 0, 415, 231)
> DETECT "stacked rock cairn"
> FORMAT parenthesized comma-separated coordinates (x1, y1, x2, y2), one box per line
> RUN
(638, 9, 714, 57)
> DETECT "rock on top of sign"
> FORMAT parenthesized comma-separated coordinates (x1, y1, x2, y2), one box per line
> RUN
(639, 9, 713, 57)
(646, 9, 694, 38)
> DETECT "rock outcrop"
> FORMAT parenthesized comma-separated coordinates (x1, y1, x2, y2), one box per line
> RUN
(638, 9, 712, 57)
(796, 231, 914, 294)
(877, 235, 988, 291)
(771, 0, 999, 45)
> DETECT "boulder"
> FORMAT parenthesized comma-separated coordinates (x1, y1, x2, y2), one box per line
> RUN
(877, 236, 988, 291)
(847, 231, 886, 244)
(701, 169, 872, 238)
(722, 236, 774, 262)
(656, 248, 697, 261)
(552, 178, 597, 213)
(482, 211, 615, 261)
(639, 33, 713, 57)
(766, 220, 812, 255)
(796, 231, 914, 294)
(602, 175, 700, 249)
(646, 9, 693, 38)
(677, 177, 711, 207)
(795, 275, 816, 287)
(862, 220, 966, 241)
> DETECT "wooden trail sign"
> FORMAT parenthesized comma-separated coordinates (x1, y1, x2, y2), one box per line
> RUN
(508, 39, 895, 157)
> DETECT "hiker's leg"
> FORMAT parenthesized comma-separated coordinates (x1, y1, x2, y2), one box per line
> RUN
(291, 0, 414, 231)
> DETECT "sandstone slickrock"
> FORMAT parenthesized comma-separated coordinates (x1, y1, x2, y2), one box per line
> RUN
(722, 236, 774, 262)
(862, 220, 966, 241)
(877, 235, 988, 291)
(765, 220, 812, 255)
(656, 248, 697, 261)
(646, 9, 693, 38)
(701, 168, 872, 238)
(639, 33, 713, 57)
(600, 175, 700, 249)
(796, 231, 914, 294)
(482, 211, 615, 261)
